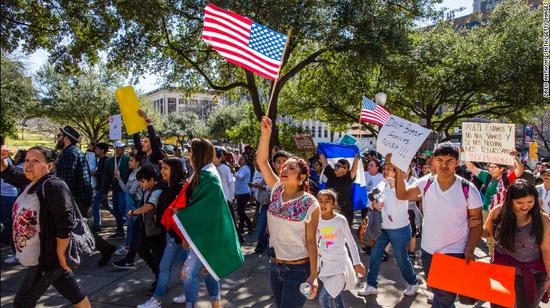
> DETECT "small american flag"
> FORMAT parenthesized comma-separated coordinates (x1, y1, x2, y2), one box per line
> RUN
(202, 3, 288, 80)
(360, 97, 391, 126)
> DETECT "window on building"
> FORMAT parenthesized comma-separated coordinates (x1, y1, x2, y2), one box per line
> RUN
(312, 126, 317, 138)
(324, 129, 328, 138)
(159, 98, 164, 114)
(168, 98, 177, 113)
(179, 98, 185, 106)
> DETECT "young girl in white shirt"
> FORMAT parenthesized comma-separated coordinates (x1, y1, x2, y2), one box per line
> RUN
(317, 189, 365, 308)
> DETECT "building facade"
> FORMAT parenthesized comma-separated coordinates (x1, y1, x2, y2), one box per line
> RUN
(144, 87, 217, 120)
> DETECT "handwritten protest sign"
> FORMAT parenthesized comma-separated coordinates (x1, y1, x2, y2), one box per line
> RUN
(109, 114, 122, 140)
(292, 134, 316, 153)
(115, 86, 147, 135)
(461, 122, 515, 165)
(427, 254, 516, 308)
(376, 115, 431, 172)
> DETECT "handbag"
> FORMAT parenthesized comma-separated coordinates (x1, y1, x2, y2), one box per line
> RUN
(39, 178, 95, 268)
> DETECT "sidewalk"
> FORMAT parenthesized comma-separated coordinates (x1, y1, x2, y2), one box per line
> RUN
(1, 213, 492, 307)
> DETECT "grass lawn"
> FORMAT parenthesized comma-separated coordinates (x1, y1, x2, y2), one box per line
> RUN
(5, 128, 55, 151)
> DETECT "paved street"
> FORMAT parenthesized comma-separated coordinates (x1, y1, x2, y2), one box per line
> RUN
(1, 213, 493, 308)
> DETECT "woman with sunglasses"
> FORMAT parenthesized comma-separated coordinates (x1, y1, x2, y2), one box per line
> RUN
(319, 153, 359, 228)
(0, 145, 90, 307)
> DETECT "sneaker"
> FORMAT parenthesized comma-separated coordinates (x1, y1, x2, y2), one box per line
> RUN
(137, 297, 161, 308)
(114, 245, 128, 256)
(3, 255, 19, 265)
(403, 284, 418, 296)
(172, 294, 186, 304)
(357, 285, 378, 296)
(98, 245, 116, 266)
(112, 259, 136, 270)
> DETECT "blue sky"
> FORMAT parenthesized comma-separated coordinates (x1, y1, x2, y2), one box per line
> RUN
(18, 0, 473, 93)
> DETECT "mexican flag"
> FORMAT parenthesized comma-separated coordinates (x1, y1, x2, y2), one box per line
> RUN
(172, 163, 244, 280)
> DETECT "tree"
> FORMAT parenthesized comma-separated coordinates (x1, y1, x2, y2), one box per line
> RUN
(280, 1, 546, 139)
(206, 103, 247, 140)
(2, 0, 437, 145)
(532, 110, 550, 157)
(0, 54, 37, 137)
(162, 111, 206, 144)
(35, 64, 120, 143)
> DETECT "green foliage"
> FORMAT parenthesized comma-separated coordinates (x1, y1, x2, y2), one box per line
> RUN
(0, 54, 37, 137)
(206, 103, 247, 140)
(35, 64, 121, 143)
(162, 111, 206, 143)
(226, 104, 261, 146)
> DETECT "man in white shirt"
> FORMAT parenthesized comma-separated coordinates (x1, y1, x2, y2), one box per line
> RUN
(213, 147, 239, 241)
(390, 145, 483, 307)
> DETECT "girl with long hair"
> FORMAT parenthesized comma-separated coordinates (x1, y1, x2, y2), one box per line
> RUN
(257, 116, 320, 308)
(483, 180, 550, 307)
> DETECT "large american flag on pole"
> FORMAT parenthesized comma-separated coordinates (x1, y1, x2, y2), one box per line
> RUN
(202, 3, 288, 80)
(360, 97, 391, 126)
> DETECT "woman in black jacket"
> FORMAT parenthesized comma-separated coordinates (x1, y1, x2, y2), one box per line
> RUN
(0, 145, 90, 308)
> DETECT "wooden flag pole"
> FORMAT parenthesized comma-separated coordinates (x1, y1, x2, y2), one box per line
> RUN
(265, 30, 292, 117)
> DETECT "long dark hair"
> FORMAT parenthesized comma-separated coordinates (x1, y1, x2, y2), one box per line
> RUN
(494, 180, 543, 252)
(285, 156, 310, 192)
(188, 138, 214, 192)
(161, 157, 184, 188)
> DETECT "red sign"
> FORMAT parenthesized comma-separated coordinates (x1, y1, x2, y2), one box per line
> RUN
(292, 134, 316, 153)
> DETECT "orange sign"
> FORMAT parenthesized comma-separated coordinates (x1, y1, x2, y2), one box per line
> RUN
(292, 134, 316, 153)
(427, 254, 516, 308)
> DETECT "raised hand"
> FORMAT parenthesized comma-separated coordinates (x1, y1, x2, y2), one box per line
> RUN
(260, 116, 272, 134)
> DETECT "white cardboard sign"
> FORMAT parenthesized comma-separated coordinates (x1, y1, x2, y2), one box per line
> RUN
(461, 122, 515, 165)
(109, 114, 122, 141)
(376, 115, 431, 172)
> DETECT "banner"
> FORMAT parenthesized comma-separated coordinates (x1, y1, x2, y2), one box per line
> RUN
(376, 115, 431, 172)
(109, 114, 122, 141)
(461, 122, 515, 165)
(339, 134, 357, 145)
(115, 86, 147, 135)
(292, 133, 316, 153)
(427, 254, 516, 308)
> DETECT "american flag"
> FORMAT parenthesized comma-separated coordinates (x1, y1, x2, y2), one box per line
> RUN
(202, 3, 288, 80)
(360, 97, 391, 126)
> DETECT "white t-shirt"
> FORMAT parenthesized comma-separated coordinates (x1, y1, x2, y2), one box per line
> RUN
(536, 184, 550, 214)
(376, 180, 410, 230)
(413, 175, 482, 254)
(216, 163, 235, 202)
(12, 185, 41, 266)
(365, 172, 384, 208)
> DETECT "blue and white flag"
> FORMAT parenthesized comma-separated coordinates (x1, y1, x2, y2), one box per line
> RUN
(317, 142, 368, 211)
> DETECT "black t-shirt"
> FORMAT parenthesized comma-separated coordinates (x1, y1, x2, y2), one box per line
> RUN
(324, 165, 354, 211)
(156, 182, 184, 242)
(95, 156, 107, 187)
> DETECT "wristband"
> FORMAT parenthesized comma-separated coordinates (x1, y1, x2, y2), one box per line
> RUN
(130, 210, 135, 216)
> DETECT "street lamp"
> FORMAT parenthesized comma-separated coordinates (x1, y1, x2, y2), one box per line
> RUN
(375, 92, 387, 106)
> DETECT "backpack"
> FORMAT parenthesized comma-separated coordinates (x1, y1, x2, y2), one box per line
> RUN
(38, 178, 95, 268)
(423, 175, 470, 202)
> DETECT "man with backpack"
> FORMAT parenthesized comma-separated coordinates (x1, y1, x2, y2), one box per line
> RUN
(390, 145, 483, 307)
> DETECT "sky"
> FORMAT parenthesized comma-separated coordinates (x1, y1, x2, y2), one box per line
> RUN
(17, 0, 473, 93)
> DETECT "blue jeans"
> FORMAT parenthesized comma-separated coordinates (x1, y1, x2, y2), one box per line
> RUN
(0, 195, 16, 246)
(367, 225, 417, 287)
(270, 262, 310, 308)
(124, 193, 139, 246)
(183, 249, 220, 305)
(111, 191, 126, 234)
(256, 204, 268, 252)
(319, 286, 344, 308)
(154, 234, 189, 299)
(422, 250, 465, 308)
(91, 190, 108, 229)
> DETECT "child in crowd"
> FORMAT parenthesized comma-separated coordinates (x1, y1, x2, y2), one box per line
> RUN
(317, 189, 365, 308)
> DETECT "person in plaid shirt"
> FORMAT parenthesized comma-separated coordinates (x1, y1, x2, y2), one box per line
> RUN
(55, 125, 116, 265)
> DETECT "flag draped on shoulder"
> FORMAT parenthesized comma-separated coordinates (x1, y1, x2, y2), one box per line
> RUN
(317, 143, 368, 211)
(202, 3, 288, 80)
(360, 97, 391, 126)
(172, 163, 244, 280)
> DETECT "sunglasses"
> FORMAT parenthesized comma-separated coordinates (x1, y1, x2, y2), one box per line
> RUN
(335, 164, 348, 169)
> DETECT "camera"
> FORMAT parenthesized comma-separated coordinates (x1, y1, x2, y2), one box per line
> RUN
(368, 188, 382, 203)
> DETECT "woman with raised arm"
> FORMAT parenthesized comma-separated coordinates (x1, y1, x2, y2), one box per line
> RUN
(257, 116, 320, 308)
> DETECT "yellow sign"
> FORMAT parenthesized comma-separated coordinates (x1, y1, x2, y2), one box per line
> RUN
(115, 86, 147, 135)
(529, 142, 538, 160)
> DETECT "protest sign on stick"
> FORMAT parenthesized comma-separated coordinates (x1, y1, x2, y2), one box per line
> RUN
(461, 122, 515, 165)
(376, 115, 431, 172)
(292, 134, 316, 153)
(109, 114, 122, 141)
(115, 86, 147, 135)
(427, 254, 516, 308)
